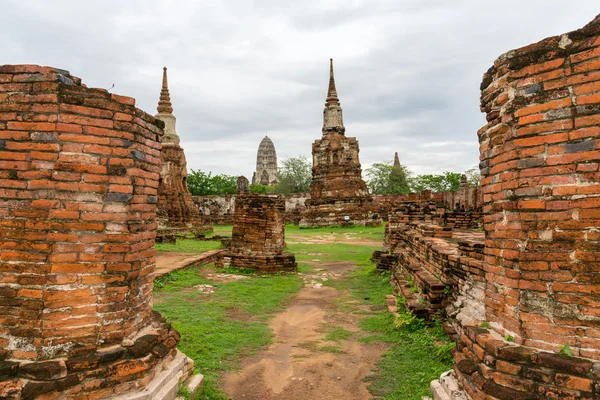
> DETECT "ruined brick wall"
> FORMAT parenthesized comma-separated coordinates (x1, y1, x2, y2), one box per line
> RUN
(193, 194, 236, 225)
(380, 203, 486, 324)
(479, 15, 600, 358)
(431, 14, 600, 400)
(0, 65, 181, 399)
(157, 142, 201, 228)
(193, 192, 310, 225)
(218, 194, 296, 273)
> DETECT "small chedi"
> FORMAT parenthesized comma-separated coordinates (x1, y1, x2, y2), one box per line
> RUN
(217, 176, 297, 273)
(299, 59, 380, 227)
(0, 65, 199, 399)
(252, 135, 278, 186)
(155, 67, 203, 230)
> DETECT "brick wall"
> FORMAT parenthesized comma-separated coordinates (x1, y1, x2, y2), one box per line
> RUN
(217, 194, 297, 273)
(479, 14, 600, 359)
(0, 65, 181, 398)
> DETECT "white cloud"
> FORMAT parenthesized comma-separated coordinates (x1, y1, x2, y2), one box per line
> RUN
(2, 0, 598, 177)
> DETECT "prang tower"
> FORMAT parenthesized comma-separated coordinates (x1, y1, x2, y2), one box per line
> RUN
(252, 135, 278, 185)
(300, 59, 379, 227)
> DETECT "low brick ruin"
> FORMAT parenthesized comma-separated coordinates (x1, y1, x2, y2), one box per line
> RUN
(0, 65, 196, 399)
(193, 192, 309, 225)
(377, 15, 600, 400)
(299, 59, 380, 227)
(217, 178, 296, 273)
(155, 67, 204, 232)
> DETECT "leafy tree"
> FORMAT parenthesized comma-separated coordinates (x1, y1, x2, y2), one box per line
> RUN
(409, 171, 462, 193)
(365, 161, 411, 194)
(249, 183, 268, 194)
(273, 156, 312, 193)
(186, 170, 237, 196)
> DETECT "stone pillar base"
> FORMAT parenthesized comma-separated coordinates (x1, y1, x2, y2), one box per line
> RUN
(217, 252, 297, 274)
(110, 350, 202, 400)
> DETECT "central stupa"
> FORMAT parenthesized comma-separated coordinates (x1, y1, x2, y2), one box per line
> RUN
(299, 59, 380, 227)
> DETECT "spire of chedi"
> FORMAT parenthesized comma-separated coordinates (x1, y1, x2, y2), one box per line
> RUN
(393, 152, 400, 168)
(323, 58, 345, 135)
(155, 66, 179, 144)
(157, 66, 173, 114)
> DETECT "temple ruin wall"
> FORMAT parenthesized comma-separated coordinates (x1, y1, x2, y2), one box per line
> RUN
(0, 65, 185, 399)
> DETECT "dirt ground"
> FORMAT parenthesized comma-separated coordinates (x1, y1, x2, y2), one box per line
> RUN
(220, 261, 389, 400)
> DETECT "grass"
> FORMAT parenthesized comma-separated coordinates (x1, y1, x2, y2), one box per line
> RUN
(155, 238, 222, 253)
(286, 223, 385, 243)
(154, 224, 452, 400)
(153, 265, 302, 399)
(206, 225, 233, 237)
(323, 326, 354, 342)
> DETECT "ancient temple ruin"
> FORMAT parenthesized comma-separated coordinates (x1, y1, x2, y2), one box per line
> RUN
(299, 59, 380, 227)
(0, 65, 199, 399)
(217, 177, 297, 273)
(155, 67, 203, 229)
(252, 135, 278, 186)
(377, 14, 600, 400)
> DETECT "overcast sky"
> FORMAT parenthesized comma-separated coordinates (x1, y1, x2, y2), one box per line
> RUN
(3, 1, 599, 178)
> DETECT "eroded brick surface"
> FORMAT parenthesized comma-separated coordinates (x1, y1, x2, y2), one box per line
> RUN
(0, 64, 183, 399)
(218, 192, 297, 273)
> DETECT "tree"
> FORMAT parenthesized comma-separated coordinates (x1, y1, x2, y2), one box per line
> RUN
(365, 162, 411, 194)
(186, 170, 237, 196)
(249, 183, 268, 194)
(408, 171, 462, 193)
(273, 156, 312, 193)
(464, 167, 480, 187)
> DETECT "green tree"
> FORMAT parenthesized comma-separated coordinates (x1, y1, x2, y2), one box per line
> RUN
(249, 184, 268, 194)
(273, 156, 312, 193)
(186, 170, 237, 195)
(365, 162, 411, 194)
(409, 171, 462, 193)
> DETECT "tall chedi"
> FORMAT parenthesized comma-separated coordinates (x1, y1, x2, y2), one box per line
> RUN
(155, 67, 203, 228)
(300, 59, 380, 227)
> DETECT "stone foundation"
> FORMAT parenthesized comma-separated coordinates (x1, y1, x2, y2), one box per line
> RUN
(299, 196, 380, 227)
(0, 65, 195, 399)
(217, 194, 296, 273)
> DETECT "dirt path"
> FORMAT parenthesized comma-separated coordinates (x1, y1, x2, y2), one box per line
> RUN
(221, 262, 388, 400)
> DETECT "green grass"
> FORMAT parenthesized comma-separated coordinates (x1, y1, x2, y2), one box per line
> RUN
(323, 326, 354, 342)
(286, 223, 385, 243)
(206, 225, 233, 237)
(155, 238, 222, 253)
(153, 266, 302, 399)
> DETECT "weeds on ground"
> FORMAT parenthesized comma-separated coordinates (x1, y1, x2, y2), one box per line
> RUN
(153, 265, 302, 399)
(331, 263, 453, 399)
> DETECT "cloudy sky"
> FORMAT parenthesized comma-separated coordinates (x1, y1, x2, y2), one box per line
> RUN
(3, 1, 599, 178)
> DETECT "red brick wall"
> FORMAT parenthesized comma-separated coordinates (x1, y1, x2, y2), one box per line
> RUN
(479, 14, 600, 360)
(0, 65, 180, 398)
(218, 194, 297, 273)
